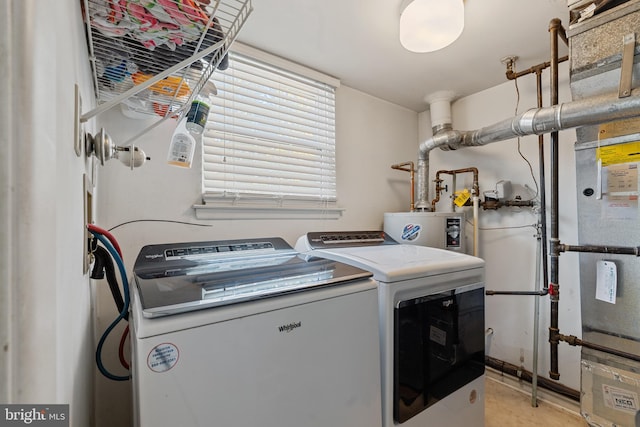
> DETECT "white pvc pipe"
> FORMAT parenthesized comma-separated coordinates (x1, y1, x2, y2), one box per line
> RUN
(425, 90, 456, 129)
(472, 196, 479, 257)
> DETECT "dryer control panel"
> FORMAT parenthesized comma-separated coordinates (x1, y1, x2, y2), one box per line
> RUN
(304, 231, 397, 249)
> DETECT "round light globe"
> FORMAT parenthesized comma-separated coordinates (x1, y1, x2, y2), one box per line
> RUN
(399, 0, 464, 53)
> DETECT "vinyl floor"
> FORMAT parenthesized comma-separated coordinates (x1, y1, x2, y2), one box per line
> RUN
(485, 376, 589, 427)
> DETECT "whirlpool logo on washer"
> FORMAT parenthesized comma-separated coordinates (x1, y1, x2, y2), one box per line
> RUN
(278, 321, 302, 333)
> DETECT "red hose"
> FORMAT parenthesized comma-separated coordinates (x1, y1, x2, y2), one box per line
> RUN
(87, 224, 123, 257)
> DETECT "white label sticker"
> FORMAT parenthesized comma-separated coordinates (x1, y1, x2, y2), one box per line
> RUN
(603, 384, 639, 413)
(595, 261, 617, 304)
(429, 326, 447, 346)
(147, 343, 180, 373)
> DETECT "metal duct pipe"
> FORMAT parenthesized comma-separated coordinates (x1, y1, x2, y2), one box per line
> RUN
(417, 129, 461, 209)
(416, 89, 640, 207)
(461, 89, 640, 147)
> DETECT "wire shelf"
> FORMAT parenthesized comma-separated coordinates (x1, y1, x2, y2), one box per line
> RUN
(80, 0, 252, 128)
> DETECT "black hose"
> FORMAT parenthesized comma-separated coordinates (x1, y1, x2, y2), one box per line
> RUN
(91, 245, 127, 319)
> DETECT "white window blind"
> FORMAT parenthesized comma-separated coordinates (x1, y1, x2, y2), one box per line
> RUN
(202, 51, 337, 206)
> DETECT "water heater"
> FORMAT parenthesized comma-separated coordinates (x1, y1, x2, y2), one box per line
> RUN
(383, 212, 466, 252)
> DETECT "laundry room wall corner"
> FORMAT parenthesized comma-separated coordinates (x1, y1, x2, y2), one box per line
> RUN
(1, 1, 96, 425)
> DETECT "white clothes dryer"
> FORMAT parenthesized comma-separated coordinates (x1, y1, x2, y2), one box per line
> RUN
(296, 231, 486, 427)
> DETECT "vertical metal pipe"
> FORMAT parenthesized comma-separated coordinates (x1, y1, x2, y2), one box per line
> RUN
(548, 18, 562, 381)
(532, 227, 542, 407)
(416, 155, 430, 210)
(536, 70, 550, 295)
(452, 174, 457, 211)
(531, 68, 546, 407)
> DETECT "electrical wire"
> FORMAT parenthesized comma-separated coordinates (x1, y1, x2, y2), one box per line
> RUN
(467, 217, 537, 231)
(478, 223, 538, 231)
(512, 68, 540, 201)
(89, 229, 131, 381)
(107, 219, 213, 232)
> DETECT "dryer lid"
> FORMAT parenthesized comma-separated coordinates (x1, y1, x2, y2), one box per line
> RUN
(295, 232, 484, 282)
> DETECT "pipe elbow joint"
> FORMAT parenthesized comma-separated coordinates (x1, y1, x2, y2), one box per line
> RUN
(565, 335, 580, 346)
(419, 130, 462, 155)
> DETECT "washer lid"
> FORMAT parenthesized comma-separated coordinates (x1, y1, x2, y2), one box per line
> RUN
(133, 238, 372, 318)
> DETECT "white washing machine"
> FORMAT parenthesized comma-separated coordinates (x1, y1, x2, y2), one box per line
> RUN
(296, 231, 486, 427)
(130, 237, 382, 427)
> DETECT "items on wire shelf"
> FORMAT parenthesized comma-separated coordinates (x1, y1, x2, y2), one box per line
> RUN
(80, 0, 251, 120)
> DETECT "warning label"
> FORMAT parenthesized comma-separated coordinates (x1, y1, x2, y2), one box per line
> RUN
(596, 141, 640, 166)
(147, 343, 179, 373)
(603, 384, 639, 413)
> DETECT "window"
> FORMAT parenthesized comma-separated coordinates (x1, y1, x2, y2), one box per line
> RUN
(195, 44, 342, 219)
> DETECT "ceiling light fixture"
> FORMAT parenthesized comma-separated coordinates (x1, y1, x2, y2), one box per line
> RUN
(399, 0, 464, 53)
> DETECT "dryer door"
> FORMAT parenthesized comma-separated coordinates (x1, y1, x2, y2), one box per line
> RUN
(394, 283, 485, 423)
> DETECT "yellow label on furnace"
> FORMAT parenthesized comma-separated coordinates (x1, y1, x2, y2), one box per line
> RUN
(596, 141, 640, 166)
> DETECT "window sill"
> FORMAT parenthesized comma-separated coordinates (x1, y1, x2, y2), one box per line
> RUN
(193, 203, 344, 220)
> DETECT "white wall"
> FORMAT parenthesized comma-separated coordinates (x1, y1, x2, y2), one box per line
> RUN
(0, 0, 96, 425)
(93, 84, 418, 426)
(419, 61, 582, 390)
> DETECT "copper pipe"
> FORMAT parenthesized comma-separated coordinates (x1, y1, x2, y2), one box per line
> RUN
(391, 161, 415, 211)
(505, 56, 568, 80)
(431, 167, 480, 212)
(431, 176, 446, 210)
(430, 167, 479, 211)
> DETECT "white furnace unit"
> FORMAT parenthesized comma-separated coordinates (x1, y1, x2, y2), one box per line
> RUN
(296, 231, 486, 427)
(130, 237, 382, 427)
